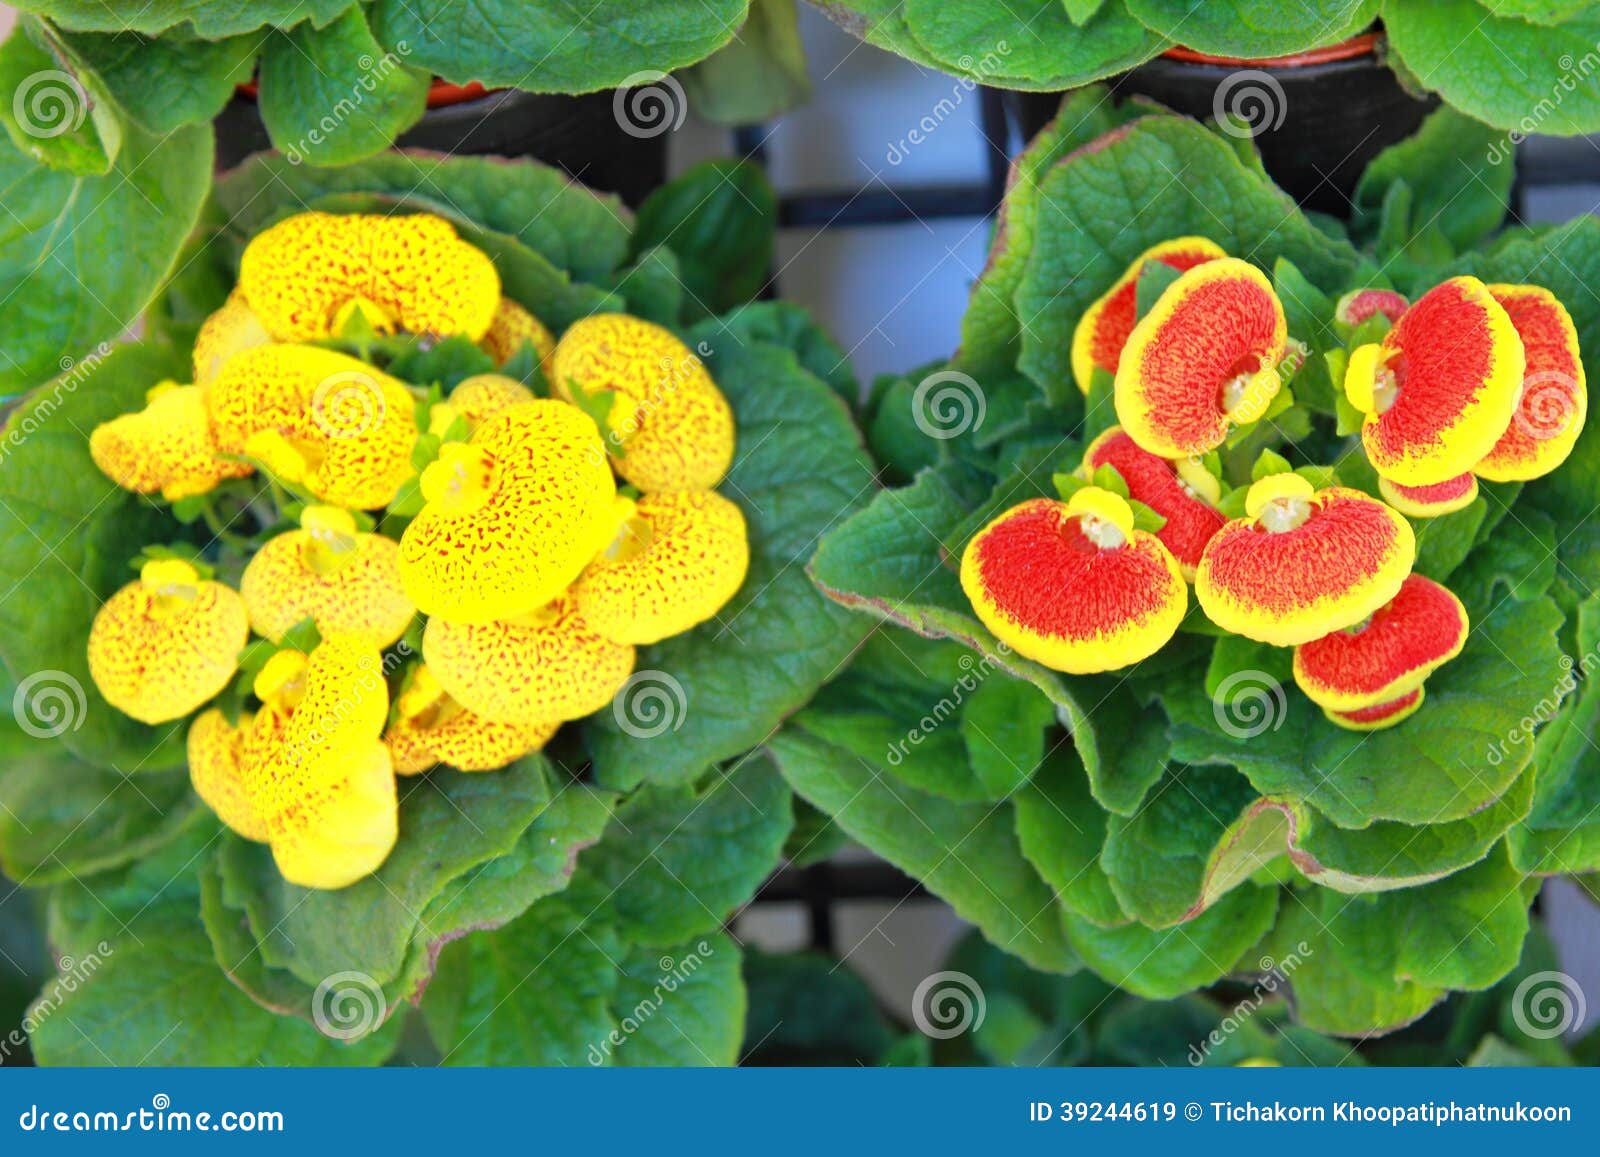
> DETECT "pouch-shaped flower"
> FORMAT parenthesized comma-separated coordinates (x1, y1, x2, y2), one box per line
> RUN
(90, 382, 252, 501)
(479, 297, 556, 367)
(1474, 284, 1587, 482)
(398, 400, 616, 622)
(960, 487, 1187, 674)
(1081, 426, 1225, 580)
(1376, 472, 1479, 519)
(1325, 686, 1426, 731)
(385, 664, 558, 774)
(192, 291, 273, 382)
(87, 558, 249, 724)
(187, 707, 270, 842)
(1195, 475, 1415, 646)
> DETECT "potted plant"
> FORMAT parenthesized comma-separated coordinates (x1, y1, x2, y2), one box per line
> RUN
(811, 1, 1600, 211)
(777, 94, 1600, 1038)
(0, 151, 877, 1065)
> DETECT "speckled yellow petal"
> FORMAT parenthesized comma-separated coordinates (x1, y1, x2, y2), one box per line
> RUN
(551, 313, 735, 491)
(238, 211, 500, 343)
(398, 401, 616, 622)
(1195, 482, 1415, 646)
(240, 506, 415, 648)
(959, 493, 1187, 674)
(240, 637, 396, 890)
(1070, 237, 1227, 394)
(385, 664, 557, 774)
(1344, 276, 1524, 487)
(90, 383, 253, 502)
(187, 708, 270, 842)
(424, 595, 635, 724)
(206, 344, 418, 510)
(446, 373, 537, 428)
(87, 559, 249, 724)
(479, 297, 556, 367)
(573, 490, 749, 645)
(192, 292, 274, 382)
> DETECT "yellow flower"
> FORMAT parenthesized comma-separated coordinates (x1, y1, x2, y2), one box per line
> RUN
(550, 313, 735, 492)
(207, 344, 418, 510)
(573, 490, 749, 645)
(238, 211, 500, 343)
(384, 664, 558, 774)
(240, 505, 415, 649)
(187, 708, 270, 842)
(89, 382, 253, 501)
(479, 297, 556, 367)
(398, 400, 616, 622)
(87, 559, 249, 724)
(441, 373, 537, 431)
(423, 595, 635, 724)
(192, 291, 273, 382)
(240, 639, 398, 890)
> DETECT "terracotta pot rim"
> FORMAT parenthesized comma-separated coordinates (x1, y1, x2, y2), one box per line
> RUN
(1160, 31, 1381, 69)
(234, 79, 493, 108)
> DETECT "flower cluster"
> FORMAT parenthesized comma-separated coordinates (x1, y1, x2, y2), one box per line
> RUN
(962, 239, 1587, 730)
(83, 212, 748, 889)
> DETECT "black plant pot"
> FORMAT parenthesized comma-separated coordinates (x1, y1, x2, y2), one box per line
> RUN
(213, 86, 669, 209)
(1003, 34, 1437, 217)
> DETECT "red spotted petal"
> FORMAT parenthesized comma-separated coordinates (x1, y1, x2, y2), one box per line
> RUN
(1195, 484, 1415, 646)
(1335, 288, 1409, 328)
(1114, 258, 1288, 458)
(1083, 426, 1224, 580)
(1292, 574, 1467, 712)
(1346, 276, 1523, 486)
(959, 497, 1186, 674)
(1377, 472, 1478, 518)
(1070, 237, 1226, 394)
(1326, 686, 1425, 731)
(1476, 284, 1588, 482)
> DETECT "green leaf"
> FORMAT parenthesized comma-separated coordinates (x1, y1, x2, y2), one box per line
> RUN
(681, 0, 810, 124)
(55, 28, 257, 134)
(1251, 448, 1293, 480)
(259, 6, 429, 166)
(900, 0, 1165, 90)
(1133, 259, 1183, 320)
(1352, 105, 1515, 254)
(1386, 0, 1600, 135)
(609, 934, 745, 1065)
(956, 84, 1150, 380)
(962, 673, 1055, 798)
(1167, 596, 1567, 828)
(631, 159, 775, 321)
(368, 0, 747, 91)
(770, 726, 1079, 973)
(1064, 885, 1278, 999)
(1124, 0, 1376, 57)
(0, 19, 119, 174)
(0, 340, 195, 771)
(584, 333, 876, 788)
(1014, 116, 1359, 403)
(1013, 747, 1128, 927)
(741, 948, 895, 1065)
(710, 301, 856, 402)
(10, 0, 355, 37)
(0, 118, 210, 394)
(1451, 506, 1558, 618)
(599, 245, 685, 326)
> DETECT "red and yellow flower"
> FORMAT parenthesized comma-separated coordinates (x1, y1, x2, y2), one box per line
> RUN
(1474, 284, 1588, 482)
(1081, 426, 1225, 580)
